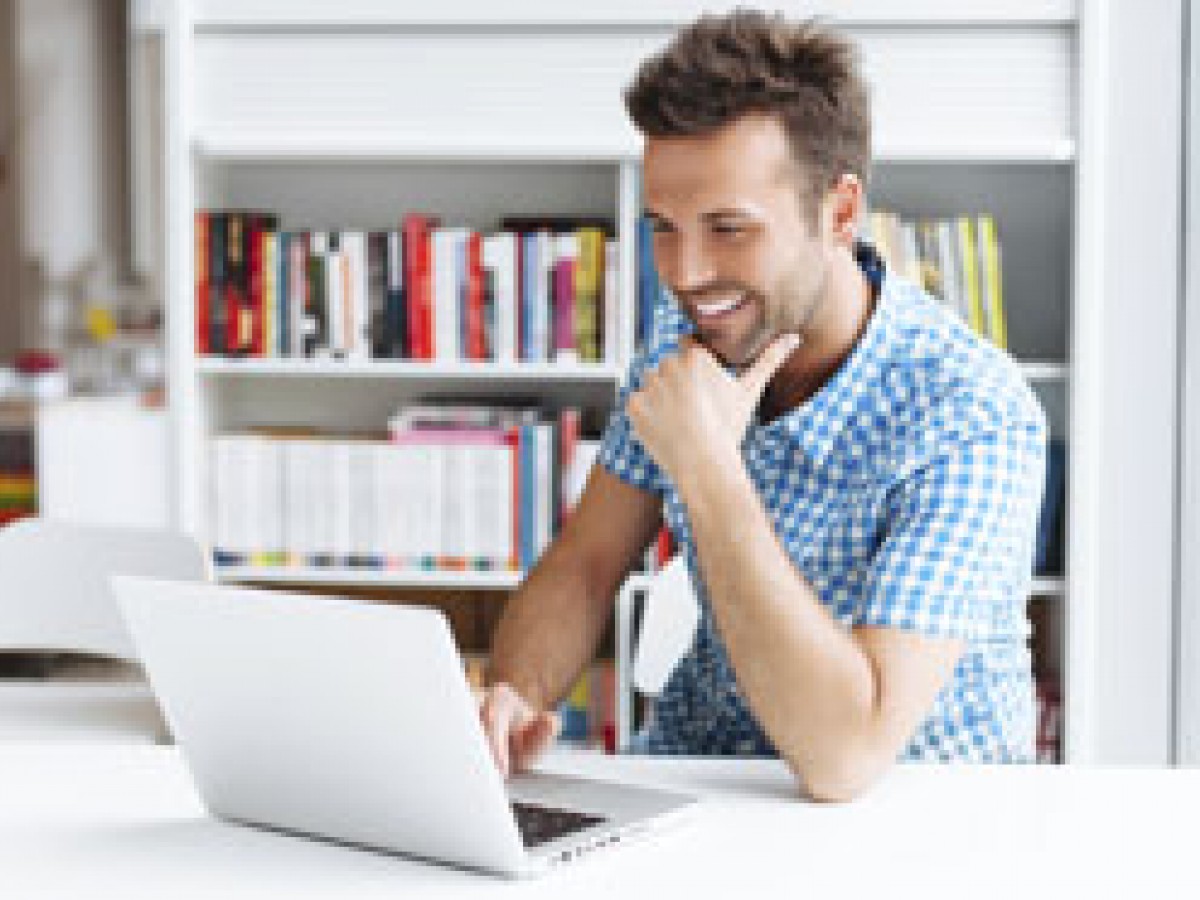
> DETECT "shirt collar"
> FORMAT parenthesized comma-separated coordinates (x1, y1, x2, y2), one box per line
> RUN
(752, 269, 896, 466)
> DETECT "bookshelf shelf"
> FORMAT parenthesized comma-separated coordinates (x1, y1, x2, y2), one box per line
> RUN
(875, 139, 1076, 165)
(1031, 577, 1067, 596)
(213, 565, 523, 591)
(1019, 361, 1070, 381)
(194, 134, 641, 164)
(195, 358, 625, 384)
(193, 135, 1075, 167)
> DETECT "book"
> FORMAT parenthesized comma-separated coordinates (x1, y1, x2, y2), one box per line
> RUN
(195, 212, 210, 354)
(1035, 437, 1067, 575)
(575, 228, 605, 362)
(208, 212, 227, 354)
(384, 230, 407, 359)
(342, 230, 370, 362)
(367, 231, 390, 358)
(978, 215, 1008, 349)
(553, 234, 578, 362)
(306, 232, 329, 357)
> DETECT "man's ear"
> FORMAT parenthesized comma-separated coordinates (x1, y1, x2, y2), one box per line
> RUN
(824, 173, 864, 250)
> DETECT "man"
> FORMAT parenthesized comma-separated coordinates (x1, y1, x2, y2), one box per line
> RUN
(480, 10, 1046, 802)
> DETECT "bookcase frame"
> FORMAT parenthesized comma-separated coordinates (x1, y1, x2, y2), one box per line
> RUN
(155, 0, 1183, 764)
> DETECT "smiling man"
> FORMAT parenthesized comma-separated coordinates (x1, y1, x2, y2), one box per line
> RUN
(481, 11, 1047, 801)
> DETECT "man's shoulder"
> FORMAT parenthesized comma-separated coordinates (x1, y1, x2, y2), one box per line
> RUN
(871, 276, 1046, 446)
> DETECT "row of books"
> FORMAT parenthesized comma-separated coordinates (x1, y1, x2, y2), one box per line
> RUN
(194, 211, 620, 365)
(0, 431, 36, 528)
(210, 406, 599, 573)
(867, 209, 1009, 349)
(463, 655, 618, 754)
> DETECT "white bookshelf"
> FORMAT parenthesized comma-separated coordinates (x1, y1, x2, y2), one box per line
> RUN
(213, 566, 523, 591)
(195, 358, 625, 383)
(156, 1, 1183, 764)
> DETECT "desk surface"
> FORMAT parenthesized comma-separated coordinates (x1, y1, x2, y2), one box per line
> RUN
(0, 743, 1192, 898)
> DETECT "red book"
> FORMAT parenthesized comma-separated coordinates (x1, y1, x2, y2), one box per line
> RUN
(558, 407, 580, 523)
(248, 217, 265, 357)
(402, 214, 438, 360)
(465, 232, 485, 360)
(554, 256, 576, 359)
(195, 211, 209, 355)
(225, 213, 245, 354)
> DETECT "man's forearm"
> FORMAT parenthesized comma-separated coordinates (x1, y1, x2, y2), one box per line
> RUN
(485, 537, 615, 712)
(677, 452, 883, 793)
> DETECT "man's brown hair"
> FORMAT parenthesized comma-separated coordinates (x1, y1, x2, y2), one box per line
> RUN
(624, 9, 871, 216)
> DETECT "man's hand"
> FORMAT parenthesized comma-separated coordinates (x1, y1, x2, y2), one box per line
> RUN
(475, 682, 560, 779)
(627, 333, 800, 485)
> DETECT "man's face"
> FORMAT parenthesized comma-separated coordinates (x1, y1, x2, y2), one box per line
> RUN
(643, 112, 833, 370)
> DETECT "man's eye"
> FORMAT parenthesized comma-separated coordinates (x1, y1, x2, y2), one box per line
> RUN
(651, 221, 673, 234)
(712, 224, 746, 236)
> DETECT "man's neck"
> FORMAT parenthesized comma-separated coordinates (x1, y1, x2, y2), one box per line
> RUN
(758, 249, 876, 423)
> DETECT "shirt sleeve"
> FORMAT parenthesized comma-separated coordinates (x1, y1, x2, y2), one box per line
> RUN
(852, 410, 1047, 641)
(597, 346, 668, 496)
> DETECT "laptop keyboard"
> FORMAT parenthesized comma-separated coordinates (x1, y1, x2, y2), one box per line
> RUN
(510, 801, 607, 848)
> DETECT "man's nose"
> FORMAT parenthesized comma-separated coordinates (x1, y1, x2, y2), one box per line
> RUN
(659, 237, 716, 296)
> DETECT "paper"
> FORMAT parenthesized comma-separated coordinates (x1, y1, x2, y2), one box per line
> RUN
(632, 554, 700, 696)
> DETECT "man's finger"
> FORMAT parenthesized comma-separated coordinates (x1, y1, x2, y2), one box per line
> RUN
(480, 690, 517, 776)
(739, 333, 801, 397)
(512, 711, 558, 773)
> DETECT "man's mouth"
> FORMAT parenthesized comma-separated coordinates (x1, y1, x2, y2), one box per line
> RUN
(692, 295, 747, 321)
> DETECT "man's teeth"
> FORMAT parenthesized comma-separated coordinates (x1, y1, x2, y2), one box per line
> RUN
(697, 297, 743, 316)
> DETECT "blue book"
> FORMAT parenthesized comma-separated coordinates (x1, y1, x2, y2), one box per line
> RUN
(277, 231, 290, 357)
(636, 216, 664, 350)
(1034, 438, 1066, 575)
(519, 421, 536, 571)
(521, 232, 536, 362)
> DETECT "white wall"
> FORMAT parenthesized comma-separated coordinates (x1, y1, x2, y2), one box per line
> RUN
(0, 0, 20, 362)
(14, 0, 129, 352)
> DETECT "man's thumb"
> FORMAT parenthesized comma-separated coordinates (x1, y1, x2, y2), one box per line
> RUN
(740, 333, 801, 396)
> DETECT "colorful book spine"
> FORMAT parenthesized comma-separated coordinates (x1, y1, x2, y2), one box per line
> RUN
(225, 212, 246, 354)
(288, 231, 309, 359)
(385, 230, 406, 359)
(553, 235, 577, 361)
(465, 231, 486, 361)
(583, 228, 607, 362)
(195, 212, 210, 355)
(978, 215, 1008, 349)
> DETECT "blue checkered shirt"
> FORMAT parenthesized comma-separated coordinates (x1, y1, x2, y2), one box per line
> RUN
(599, 267, 1047, 763)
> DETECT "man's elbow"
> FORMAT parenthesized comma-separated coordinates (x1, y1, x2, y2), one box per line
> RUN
(787, 751, 889, 804)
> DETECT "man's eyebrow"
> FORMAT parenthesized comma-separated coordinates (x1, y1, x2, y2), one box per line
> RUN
(642, 208, 759, 224)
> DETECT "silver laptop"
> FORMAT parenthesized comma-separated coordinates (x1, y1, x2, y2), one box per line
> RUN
(110, 575, 696, 878)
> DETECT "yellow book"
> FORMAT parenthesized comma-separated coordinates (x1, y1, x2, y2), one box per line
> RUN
(575, 229, 604, 362)
(263, 232, 277, 359)
(957, 217, 984, 336)
(568, 670, 590, 709)
(978, 215, 1008, 349)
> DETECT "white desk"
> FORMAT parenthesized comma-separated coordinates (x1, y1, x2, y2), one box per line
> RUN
(0, 743, 1191, 898)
